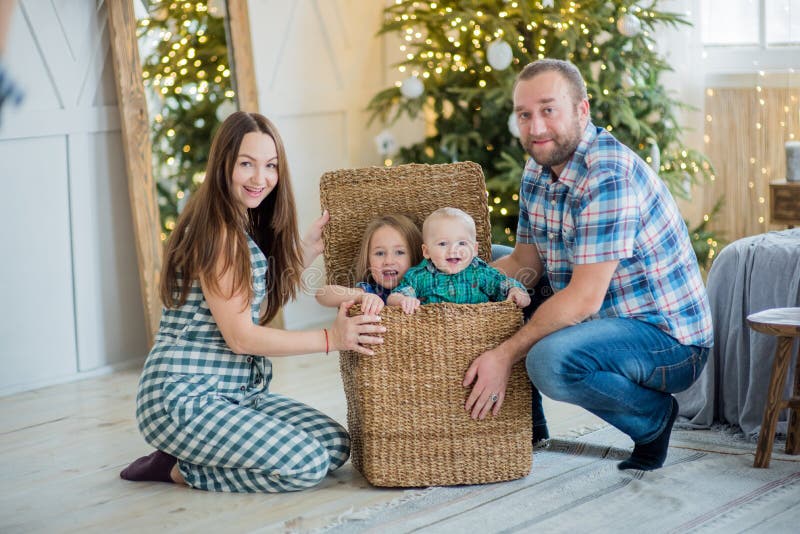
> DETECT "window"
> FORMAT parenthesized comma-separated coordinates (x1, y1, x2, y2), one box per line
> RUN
(765, 0, 800, 44)
(700, 0, 800, 74)
(702, 0, 800, 46)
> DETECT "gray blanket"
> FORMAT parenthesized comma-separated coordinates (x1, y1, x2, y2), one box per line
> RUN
(675, 229, 800, 439)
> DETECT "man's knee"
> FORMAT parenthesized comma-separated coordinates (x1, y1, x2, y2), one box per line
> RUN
(525, 334, 575, 401)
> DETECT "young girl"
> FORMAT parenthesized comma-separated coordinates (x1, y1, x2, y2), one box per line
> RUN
(316, 214, 423, 315)
(120, 111, 385, 493)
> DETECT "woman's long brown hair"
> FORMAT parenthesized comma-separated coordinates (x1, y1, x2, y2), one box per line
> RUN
(160, 111, 302, 324)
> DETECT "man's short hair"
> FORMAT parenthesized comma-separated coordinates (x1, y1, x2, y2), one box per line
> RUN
(516, 58, 588, 105)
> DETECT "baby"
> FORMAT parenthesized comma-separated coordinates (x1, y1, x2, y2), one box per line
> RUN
(387, 207, 531, 314)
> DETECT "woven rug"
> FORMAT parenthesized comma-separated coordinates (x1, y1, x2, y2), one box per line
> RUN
(321, 426, 800, 533)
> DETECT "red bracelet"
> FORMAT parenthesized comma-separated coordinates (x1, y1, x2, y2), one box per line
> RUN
(323, 328, 329, 354)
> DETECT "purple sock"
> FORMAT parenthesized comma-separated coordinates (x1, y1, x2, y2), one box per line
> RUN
(120, 450, 177, 483)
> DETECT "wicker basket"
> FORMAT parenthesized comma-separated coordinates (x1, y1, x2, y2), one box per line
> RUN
(320, 162, 533, 487)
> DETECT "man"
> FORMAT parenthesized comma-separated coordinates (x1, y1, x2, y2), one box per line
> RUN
(463, 58, 713, 471)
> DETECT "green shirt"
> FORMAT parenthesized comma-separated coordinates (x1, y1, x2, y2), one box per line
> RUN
(392, 258, 525, 304)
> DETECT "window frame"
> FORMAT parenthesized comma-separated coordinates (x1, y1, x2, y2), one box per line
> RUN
(701, 0, 800, 76)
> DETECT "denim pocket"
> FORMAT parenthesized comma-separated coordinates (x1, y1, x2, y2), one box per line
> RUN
(162, 374, 219, 426)
(643, 346, 708, 393)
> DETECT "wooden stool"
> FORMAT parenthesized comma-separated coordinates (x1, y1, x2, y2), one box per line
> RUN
(746, 307, 800, 468)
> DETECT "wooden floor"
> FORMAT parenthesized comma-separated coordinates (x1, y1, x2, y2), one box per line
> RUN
(0, 352, 602, 533)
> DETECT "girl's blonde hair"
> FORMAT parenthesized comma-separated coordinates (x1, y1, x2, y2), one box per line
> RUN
(353, 214, 423, 286)
(160, 111, 302, 324)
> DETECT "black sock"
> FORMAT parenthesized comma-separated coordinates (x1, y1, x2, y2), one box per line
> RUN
(120, 450, 177, 483)
(618, 397, 678, 471)
(533, 422, 550, 446)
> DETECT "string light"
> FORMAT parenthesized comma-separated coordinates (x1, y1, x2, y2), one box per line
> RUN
(704, 71, 800, 236)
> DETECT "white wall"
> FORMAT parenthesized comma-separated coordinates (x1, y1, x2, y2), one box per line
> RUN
(653, 0, 707, 225)
(0, 0, 148, 395)
(249, 0, 423, 329)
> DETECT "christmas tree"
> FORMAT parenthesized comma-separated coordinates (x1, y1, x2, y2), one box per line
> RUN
(367, 0, 717, 266)
(136, 0, 235, 240)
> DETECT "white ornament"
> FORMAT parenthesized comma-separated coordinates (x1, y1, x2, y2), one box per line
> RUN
(589, 61, 601, 81)
(215, 99, 237, 122)
(617, 14, 642, 37)
(151, 6, 168, 21)
(595, 31, 613, 46)
(682, 172, 692, 197)
(508, 112, 520, 138)
(487, 39, 513, 71)
(621, 73, 635, 89)
(542, 0, 555, 8)
(400, 76, 424, 99)
(649, 141, 660, 172)
(374, 130, 398, 156)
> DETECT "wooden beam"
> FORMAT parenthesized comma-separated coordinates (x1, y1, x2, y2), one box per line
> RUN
(227, 0, 259, 113)
(106, 0, 162, 345)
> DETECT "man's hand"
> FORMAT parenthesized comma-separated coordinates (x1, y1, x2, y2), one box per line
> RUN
(463, 346, 514, 419)
(507, 286, 531, 308)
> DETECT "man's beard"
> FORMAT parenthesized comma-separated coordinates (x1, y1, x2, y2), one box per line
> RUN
(524, 120, 582, 170)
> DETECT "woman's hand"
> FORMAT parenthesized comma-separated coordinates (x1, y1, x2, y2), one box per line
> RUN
(302, 210, 330, 268)
(359, 292, 385, 316)
(330, 300, 385, 355)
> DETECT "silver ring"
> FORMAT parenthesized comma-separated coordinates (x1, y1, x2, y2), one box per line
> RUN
(490, 393, 498, 403)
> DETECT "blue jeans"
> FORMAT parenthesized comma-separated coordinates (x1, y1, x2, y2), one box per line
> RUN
(526, 318, 709, 443)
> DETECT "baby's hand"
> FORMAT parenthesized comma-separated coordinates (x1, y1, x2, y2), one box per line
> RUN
(360, 293, 385, 315)
(507, 287, 531, 308)
(399, 296, 421, 315)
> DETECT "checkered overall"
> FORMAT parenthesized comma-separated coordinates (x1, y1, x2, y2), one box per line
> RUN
(135, 235, 350, 492)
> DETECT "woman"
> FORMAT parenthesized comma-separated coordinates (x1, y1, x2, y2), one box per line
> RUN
(120, 111, 384, 493)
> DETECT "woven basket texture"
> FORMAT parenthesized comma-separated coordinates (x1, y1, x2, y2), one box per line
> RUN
(320, 162, 533, 487)
(319, 162, 493, 287)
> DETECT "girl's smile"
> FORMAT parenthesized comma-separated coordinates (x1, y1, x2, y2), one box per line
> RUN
(368, 226, 412, 290)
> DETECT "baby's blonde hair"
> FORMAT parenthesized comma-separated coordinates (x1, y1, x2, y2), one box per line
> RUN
(422, 207, 476, 242)
(353, 214, 423, 285)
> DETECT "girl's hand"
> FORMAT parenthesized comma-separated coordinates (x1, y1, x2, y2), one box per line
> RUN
(507, 287, 531, 308)
(302, 210, 330, 268)
(360, 293, 385, 315)
(330, 300, 385, 355)
(399, 296, 420, 315)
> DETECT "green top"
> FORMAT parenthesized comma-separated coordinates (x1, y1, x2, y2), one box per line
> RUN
(392, 258, 525, 304)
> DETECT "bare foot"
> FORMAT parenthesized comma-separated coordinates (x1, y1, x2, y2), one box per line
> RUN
(170, 463, 187, 485)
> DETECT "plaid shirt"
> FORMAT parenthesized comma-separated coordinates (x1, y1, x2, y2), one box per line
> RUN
(516, 122, 713, 348)
(392, 258, 525, 304)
